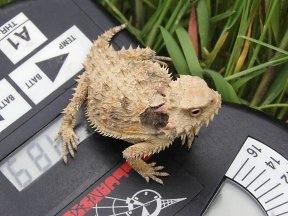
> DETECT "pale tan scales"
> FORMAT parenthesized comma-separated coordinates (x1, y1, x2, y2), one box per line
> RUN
(56, 24, 221, 184)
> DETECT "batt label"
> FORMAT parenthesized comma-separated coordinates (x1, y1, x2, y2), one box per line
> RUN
(0, 79, 31, 132)
(0, 12, 47, 64)
(9, 25, 92, 104)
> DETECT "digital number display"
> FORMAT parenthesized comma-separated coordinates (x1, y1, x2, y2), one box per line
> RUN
(0, 110, 93, 191)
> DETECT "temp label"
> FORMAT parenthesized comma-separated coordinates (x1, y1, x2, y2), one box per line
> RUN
(9, 26, 92, 104)
(0, 79, 31, 132)
(226, 137, 288, 216)
(0, 12, 47, 64)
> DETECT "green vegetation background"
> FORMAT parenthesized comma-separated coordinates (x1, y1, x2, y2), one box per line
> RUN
(1, 0, 287, 123)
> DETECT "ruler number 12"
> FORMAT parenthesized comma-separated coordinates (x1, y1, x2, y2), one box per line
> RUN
(281, 172, 288, 184)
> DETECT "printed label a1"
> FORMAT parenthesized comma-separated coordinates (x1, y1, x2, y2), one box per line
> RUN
(0, 12, 47, 64)
(0, 79, 31, 132)
(9, 25, 92, 104)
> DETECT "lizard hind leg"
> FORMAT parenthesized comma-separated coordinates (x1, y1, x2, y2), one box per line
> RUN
(123, 142, 170, 184)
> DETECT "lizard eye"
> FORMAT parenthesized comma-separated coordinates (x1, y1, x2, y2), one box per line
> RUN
(190, 108, 201, 117)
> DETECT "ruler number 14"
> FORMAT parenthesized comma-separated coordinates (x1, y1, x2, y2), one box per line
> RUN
(247, 145, 281, 170)
(265, 156, 280, 170)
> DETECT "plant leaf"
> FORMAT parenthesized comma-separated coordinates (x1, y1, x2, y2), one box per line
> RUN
(197, 0, 210, 49)
(225, 55, 288, 81)
(257, 104, 288, 110)
(262, 63, 288, 105)
(232, 69, 265, 90)
(225, 0, 245, 30)
(160, 26, 190, 75)
(188, 5, 199, 56)
(238, 35, 288, 56)
(203, 70, 241, 103)
(176, 26, 203, 77)
(210, 10, 236, 23)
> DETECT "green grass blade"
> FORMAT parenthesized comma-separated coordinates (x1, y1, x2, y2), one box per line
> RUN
(164, 0, 185, 31)
(145, 0, 173, 47)
(142, 0, 156, 9)
(175, 27, 203, 77)
(270, 0, 281, 45)
(101, 0, 141, 41)
(257, 104, 288, 110)
(160, 26, 190, 75)
(225, 55, 288, 81)
(210, 10, 236, 23)
(232, 69, 265, 90)
(238, 35, 288, 55)
(153, 0, 189, 52)
(203, 70, 241, 103)
(262, 63, 288, 105)
(247, 0, 279, 68)
(141, 3, 165, 38)
(205, 31, 229, 67)
(197, 0, 210, 49)
(225, 0, 245, 30)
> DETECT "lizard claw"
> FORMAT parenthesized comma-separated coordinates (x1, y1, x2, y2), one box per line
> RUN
(142, 162, 170, 185)
(55, 127, 78, 163)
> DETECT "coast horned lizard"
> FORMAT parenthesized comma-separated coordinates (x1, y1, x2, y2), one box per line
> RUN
(56, 24, 221, 184)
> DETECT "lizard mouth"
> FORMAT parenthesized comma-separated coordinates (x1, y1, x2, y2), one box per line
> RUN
(180, 93, 221, 147)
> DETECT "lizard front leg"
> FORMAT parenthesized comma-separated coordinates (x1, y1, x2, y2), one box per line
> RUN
(56, 73, 88, 163)
(123, 142, 171, 184)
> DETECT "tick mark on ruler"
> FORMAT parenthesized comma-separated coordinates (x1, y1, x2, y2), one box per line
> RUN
(265, 193, 284, 204)
(246, 169, 266, 188)
(266, 200, 288, 212)
(254, 178, 271, 192)
(257, 183, 281, 199)
(275, 210, 288, 216)
(233, 158, 249, 179)
(241, 166, 255, 181)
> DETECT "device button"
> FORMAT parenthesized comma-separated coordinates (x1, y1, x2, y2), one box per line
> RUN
(0, 12, 47, 64)
(9, 26, 92, 104)
(0, 79, 31, 132)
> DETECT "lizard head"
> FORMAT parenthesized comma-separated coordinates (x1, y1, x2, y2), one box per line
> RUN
(167, 75, 221, 146)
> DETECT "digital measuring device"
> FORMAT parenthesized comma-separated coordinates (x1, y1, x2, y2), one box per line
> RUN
(0, 0, 287, 215)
